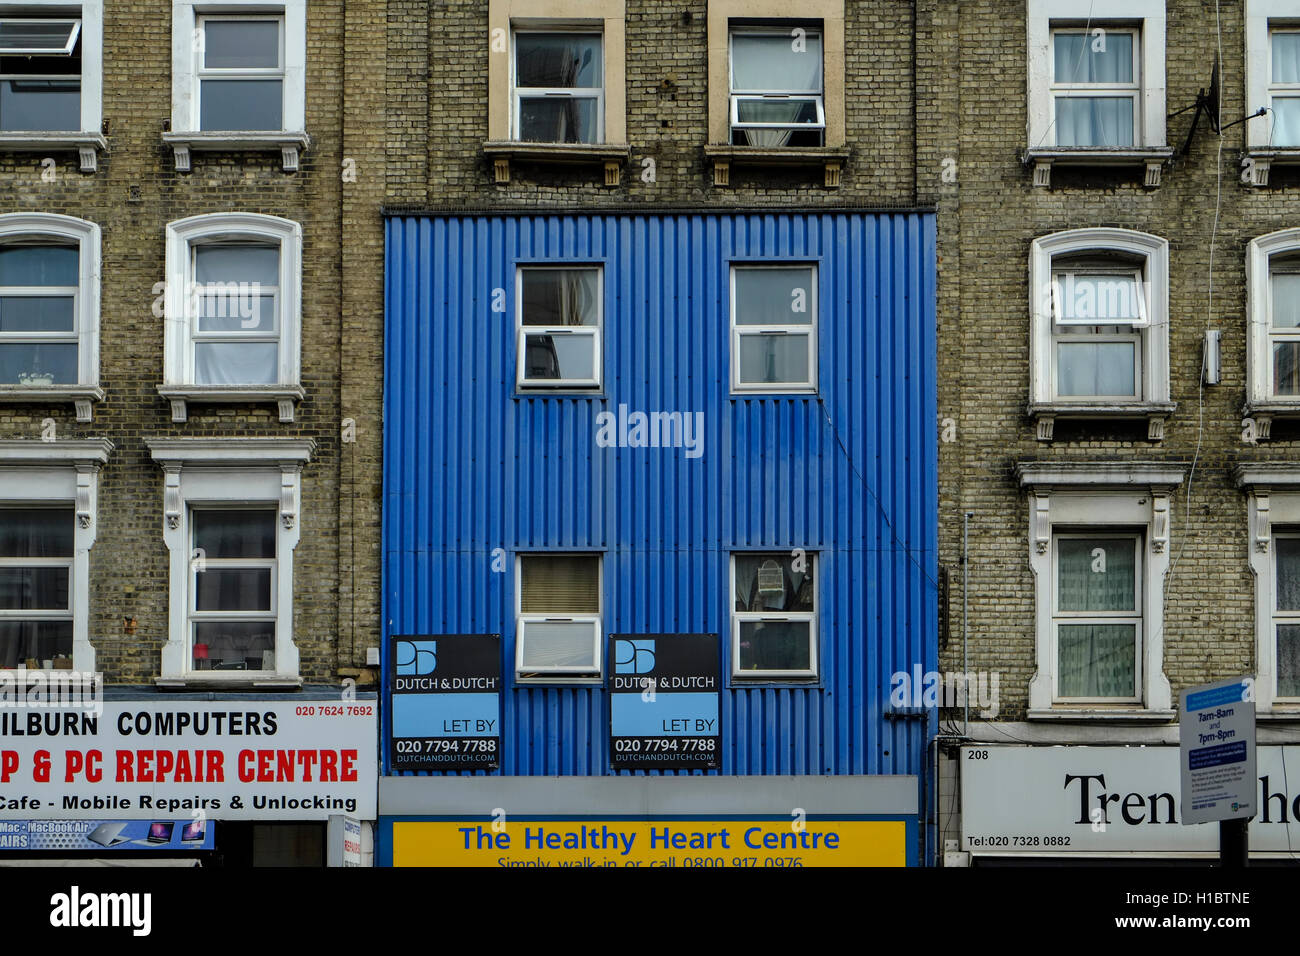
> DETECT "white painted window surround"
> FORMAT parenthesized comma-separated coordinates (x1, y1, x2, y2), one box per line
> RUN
(1029, 228, 1171, 439)
(1247, 0, 1300, 150)
(1236, 464, 1300, 714)
(166, 0, 307, 172)
(171, 0, 303, 131)
(1017, 461, 1183, 719)
(1246, 228, 1300, 428)
(0, 0, 100, 131)
(0, 438, 112, 674)
(1027, 0, 1167, 150)
(161, 212, 303, 423)
(146, 437, 313, 686)
(0, 213, 101, 421)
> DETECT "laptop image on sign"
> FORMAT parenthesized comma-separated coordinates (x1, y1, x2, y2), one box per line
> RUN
(181, 821, 205, 843)
(87, 822, 131, 847)
(146, 823, 174, 844)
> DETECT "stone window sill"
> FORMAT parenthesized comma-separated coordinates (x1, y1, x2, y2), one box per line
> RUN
(155, 675, 303, 690)
(703, 144, 850, 188)
(0, 385, 104, 422)
(1257, 707, 1300, 721)
(157, 385, 305, 423)
(1243, 147, 1300, 186)
(0, 132, 108, 173)
(161, 131, 311, 173)
(482, 141, 631, 186)
(1028, 400, 1177, 441)
(1027, 707, 1177, 722)
(1242, 400, 1300, 439)
(1023, 146, 1174, 188)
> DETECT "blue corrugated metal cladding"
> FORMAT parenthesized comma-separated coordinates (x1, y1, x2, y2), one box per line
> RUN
(383, 211, 937, 778)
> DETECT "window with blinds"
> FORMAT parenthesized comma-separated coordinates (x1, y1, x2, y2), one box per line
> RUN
(516, 554, 601, 678)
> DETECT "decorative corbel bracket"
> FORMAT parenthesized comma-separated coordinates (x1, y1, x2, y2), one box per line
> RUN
(1034, 492, 1051, 553)
(1151, 492, 1169, 553)
(74, 465, 97, 530)
(1255, 492, 1271, 553)
(164, 465, 183, 530)
(280, 466, 299, 530)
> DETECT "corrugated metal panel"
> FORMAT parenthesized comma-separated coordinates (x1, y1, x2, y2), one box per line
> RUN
(383, 211, 937, 778)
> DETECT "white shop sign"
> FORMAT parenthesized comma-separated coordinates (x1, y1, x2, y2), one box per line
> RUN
(962, 745, 1300, 855)
(0, 701, 377, 821)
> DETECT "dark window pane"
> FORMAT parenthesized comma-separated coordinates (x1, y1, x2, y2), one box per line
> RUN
(193, 510, 275, 559)
(193, 621, 274, 671)
(522, 333, 595, 381)
(738, 334, 810, 385)
(515, 34, 601, 88)
(204, 20, 279, 69)
(0, 343, 79, 384)
(518, 97, 598, 144)
(0, 20, 79, 54)
(195, 568, 272, 612)
(520, 269, 599, 326)
(199, 79, 283, 131)
(735, 100, 821, 126)
(0, 245, 78, 286)
(520, 555, 599, 613)
(0, 79, 79, 131)
(734, 553, 815, 612)
(1274, 342, 1300, 396)
(734, 268, 814, 325)
(1057, 537, 1136, 611)
(0, 509, 73, 557)
(0, 296, 75, 332)
(0, 620, 71, 668)
(737, 620, 811, 672)
(0, 567, 69, 610)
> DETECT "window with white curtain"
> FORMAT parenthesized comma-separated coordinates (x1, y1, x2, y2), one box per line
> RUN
(189, 508, 277, 672)
(197, 15, 285, 132)
(730, 264, 817, 392)
(732, 552, 817, 679)
(163, 212, 301, 394)
(1050, 255, 1146, 399)
(515, 554, 602, 679)
(0, 16, 81, 131)
(728, 28, 824, 147)
(1050, 26, 1140, 147)
(1274, 534, 1300, 698)
(191, 242, 280, 386)
(511, 31, 603, 144)
(516, 266, 601, 388)
(1052, 533, 1141, 701)
(0, 507, 73, 668)
(1270, 28, 1300, 146)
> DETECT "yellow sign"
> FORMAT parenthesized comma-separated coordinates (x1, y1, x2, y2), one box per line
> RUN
(393, 819, 907, 867)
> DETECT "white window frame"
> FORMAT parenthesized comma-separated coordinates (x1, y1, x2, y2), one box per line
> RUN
(727, 27, 826, 146)
(1049, 531, 1143, 705)
(1026, 0, 1167, 150)
(1246, 2, 1300, 150)
(1018, 462, 1182, 717)
(187, 505, 279, 672)
(514, 553, 603, 682)
(1030, 228, 1168, 409)
(1247, 228, 1300, 406)
(509, 28, 605, 144)
(515, 264, 603, 389)
(194, 13, 286, 133)
(163, 212, 301, 390)
(171, 0, 304, 135)
(146, 437, 312, 686)
(730, 552, 818, 681)
(0, 0, 100, 135)
(730, 263, 818, 394)
(0, 212, 99, 391)
(0, 438, 111, 674)
(1047, 24, 1141, 148)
